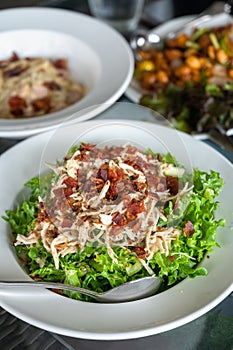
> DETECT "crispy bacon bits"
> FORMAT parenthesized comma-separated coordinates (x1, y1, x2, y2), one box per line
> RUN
(8, 96, 27, 117)
(166, 175, 179, 195)
(15, 144, 192, 269)
(3, 65, 29, 78)
(184, 221, 195, 237)
(32, 97, 51, 113)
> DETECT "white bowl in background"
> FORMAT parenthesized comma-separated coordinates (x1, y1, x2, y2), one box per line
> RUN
(0, 8, 134, 138)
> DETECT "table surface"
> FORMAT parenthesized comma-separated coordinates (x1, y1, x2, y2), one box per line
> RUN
(0, 1, 233, 349)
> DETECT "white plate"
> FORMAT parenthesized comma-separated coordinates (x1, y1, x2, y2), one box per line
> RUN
(0, 117, 233, 340)
(125, 13, 233, 137)
(0, 7, 134, 139)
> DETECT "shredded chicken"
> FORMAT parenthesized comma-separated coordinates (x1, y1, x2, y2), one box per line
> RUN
(15, 143, 193, 269)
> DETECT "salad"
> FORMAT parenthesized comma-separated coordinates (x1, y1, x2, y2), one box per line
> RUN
(3, 143, 225, 301)
(135, 24, 233, 133)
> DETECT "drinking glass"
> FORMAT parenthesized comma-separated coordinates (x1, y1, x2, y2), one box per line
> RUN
(88, 0, 144, 36)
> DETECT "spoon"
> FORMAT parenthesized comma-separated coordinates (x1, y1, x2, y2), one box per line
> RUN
(130, 1, 232, 60)
(0, 276, 162, 303)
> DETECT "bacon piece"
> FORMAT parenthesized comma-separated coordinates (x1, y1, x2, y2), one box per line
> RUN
(0, 52, 19, 67)
(32, 97, 51, 112)
(63, 178, 77, 191)
(166, 175, 179, 195)
(97, 164, 108, 181)
(43, 81, 61, 91)
(9, 52, 19, 62)
(8, 96, 27, 116)
(108, 168, 118, 181)
(52, 59, 67, 70)
(79, 143, 96, 162)
(112, 212, 127, 226)
(184, 221, 195, 237)
(127, 199, 144, 216)
(37, 207, 49, 222)
(62, 177, 78, 197)
(107, 182, 118, 201)
(80, 143, 96, 151)
(132, 247, 146, 258)
(3, 65, 29, 78)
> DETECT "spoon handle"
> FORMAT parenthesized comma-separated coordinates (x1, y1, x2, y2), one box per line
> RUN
(0, 280, 100, 299)
(0, 277, 162, 303)
(169, 1, 232, 39)
(189, 1, 232, 21)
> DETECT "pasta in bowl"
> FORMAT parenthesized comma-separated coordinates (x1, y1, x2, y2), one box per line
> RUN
(0, 52, 87, 118)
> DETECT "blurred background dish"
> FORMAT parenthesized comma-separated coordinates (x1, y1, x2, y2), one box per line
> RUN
(126, 12, 233, 138)
(0, 7, 134, 139)
(0, 30, 89, 119)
